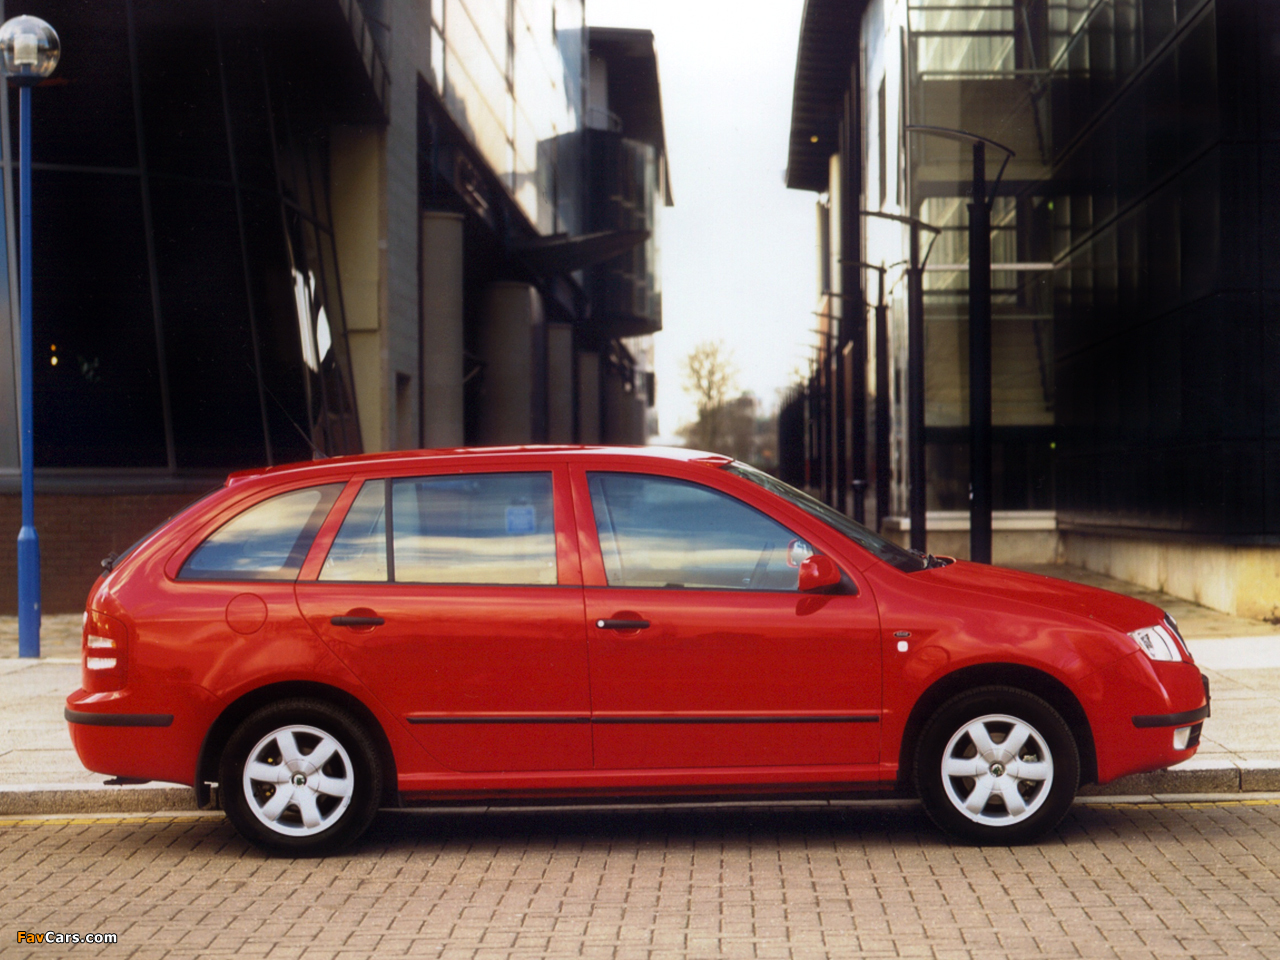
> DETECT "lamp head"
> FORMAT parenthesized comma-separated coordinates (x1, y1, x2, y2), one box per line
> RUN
(0, 16, 59, 85)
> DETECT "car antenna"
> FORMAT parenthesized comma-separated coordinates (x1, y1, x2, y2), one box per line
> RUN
(249, 364, 328, 460)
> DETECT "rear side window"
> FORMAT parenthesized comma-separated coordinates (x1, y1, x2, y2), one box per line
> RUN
(319, 472, 557, 585)
(179, 484, 343, 581)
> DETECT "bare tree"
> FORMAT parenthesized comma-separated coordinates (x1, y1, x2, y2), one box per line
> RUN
(681, 340, 739, 453)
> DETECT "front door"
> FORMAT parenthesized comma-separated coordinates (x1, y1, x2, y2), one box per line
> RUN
(577, 470, 881, 771)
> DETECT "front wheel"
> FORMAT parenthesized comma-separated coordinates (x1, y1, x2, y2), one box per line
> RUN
(915, 686, 1079, 845)
(220, 699, 382, 855)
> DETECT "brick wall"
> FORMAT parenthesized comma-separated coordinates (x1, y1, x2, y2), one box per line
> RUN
(0, 493, 201, 614)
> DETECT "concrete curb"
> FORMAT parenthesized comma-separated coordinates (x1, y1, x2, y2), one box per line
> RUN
(0, 783, 199, 815)
(2, 763, 1279, 817)
(1081, 760, 1280, 796)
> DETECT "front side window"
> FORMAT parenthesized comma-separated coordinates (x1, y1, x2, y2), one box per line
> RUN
(588, 472, 804, 591)
(179, 484, 343, 581)
(319, 472, 557, 585)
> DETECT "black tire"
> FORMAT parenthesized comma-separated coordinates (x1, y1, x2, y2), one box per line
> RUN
(915, 685, 1079, 845)
(220, 698, 382, 856)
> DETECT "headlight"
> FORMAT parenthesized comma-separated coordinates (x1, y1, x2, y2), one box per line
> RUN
(1129, 623, 1182, 662)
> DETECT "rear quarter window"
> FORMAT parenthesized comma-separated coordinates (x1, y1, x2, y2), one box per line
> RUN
(178, 484, 343, 581)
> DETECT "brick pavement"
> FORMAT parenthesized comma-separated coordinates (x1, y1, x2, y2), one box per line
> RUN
(4, 799, 1280, 959)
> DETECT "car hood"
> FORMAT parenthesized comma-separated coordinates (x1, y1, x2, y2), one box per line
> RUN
(918, 561, 1166, 635)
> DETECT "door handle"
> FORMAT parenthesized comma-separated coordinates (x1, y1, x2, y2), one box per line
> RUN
(596, 619, 650, 630)
(331, 615, 385, 627)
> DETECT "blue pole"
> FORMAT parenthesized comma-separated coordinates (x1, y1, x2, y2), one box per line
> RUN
(17, 83, 39, 658)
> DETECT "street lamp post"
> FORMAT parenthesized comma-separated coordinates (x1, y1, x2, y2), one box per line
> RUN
(1, 16, 59, 658)
(906, 125, 1015, 564)
(860, 210, 941, 553)
(844, 261, 891, 532)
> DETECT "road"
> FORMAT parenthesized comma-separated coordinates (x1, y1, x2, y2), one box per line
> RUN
(4, 799, 1280, 959)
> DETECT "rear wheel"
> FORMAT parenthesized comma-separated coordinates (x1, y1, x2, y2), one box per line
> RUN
(915, 686, 1079, 844)
(220, 699, 382, 855)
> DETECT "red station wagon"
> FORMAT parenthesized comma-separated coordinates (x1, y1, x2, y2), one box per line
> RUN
(66, 446, 1209, 853)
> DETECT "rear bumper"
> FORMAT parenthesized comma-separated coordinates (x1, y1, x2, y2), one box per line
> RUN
(65, 685, 217, 787)
(65, 708, 173, 727)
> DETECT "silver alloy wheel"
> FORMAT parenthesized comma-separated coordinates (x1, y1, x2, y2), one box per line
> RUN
(940, 712, 1054, 826)
(241, 723, 355, 837)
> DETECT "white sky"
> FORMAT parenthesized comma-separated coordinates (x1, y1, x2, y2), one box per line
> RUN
(586, 0, 819, 440)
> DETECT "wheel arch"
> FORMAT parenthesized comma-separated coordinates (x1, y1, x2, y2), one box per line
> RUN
(897, 663, 1098, 793)
(195, 681, 398, 810)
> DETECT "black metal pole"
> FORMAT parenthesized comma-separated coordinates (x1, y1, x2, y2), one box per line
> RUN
(968, 141, 993, 564)
(804, 378, 814, 491)
(850, 333, 868, 525)
(874, 277, 890, 533)
(842, 92, 868, 524)
(817, 351, 829, 503)
(835, 324, 848, 515)
(908, 226, 927, 553)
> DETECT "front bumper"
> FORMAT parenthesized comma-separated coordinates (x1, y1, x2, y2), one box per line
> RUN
(1090, 655, 1210, 784)
(1132, 673, 1210, 729)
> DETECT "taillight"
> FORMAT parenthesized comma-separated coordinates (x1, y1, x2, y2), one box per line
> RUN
(83, 610, 129, 691)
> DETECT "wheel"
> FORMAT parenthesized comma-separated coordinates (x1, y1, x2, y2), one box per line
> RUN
(915, 686, 1079, 845)
(220, 698, 382, 855)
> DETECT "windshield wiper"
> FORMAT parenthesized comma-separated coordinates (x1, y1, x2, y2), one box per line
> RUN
(909, 548, 953, 570)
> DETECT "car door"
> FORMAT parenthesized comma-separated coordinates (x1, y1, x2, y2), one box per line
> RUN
(296, 463, 592, 773)
(573, 466, 882, 771)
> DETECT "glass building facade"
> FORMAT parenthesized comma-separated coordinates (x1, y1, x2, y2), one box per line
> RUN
(0, 1, 671, 616)
(0, 0, 379, 473)
(426, 0, 585, 235)
(786, 0, 1280, 549)
(1047, 0, 1275, 539)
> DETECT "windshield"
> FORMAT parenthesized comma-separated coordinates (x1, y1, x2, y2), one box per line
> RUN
(725, 462, 927, 573)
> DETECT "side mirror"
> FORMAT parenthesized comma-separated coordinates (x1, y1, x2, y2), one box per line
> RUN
(786, 538, 814, 568)
(798, 554, 842, 592)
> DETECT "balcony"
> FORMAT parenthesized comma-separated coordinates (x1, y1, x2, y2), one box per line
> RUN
(583, 129, 663, 340)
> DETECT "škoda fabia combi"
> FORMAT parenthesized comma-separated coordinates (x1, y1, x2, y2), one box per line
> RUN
(67, 446, 1209, 853)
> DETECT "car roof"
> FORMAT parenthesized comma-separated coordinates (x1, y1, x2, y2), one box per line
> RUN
(224, 445, 734, 486)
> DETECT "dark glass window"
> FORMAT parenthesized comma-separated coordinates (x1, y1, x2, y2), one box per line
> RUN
(150, 177, 268, 468)
(1143, 0, 1176, 54)
(133, 0, 231, 181)
(10, 1, 364, 471)
(180, 484, 342, 581)
(33, 170, 168, 467)
(21, 0, 138, 169)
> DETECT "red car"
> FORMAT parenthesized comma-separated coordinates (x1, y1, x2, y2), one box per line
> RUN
(66, 446, 1208, 853)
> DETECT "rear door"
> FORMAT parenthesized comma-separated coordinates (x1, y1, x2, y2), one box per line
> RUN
(296, 463, 592, 772)
(573, 466, 882, 771)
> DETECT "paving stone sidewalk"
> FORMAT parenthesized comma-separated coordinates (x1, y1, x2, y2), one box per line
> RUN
(0, 565, 1277, 815)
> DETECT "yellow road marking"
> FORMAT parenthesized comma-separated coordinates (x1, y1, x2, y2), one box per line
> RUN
(0, 812, 225, 826)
